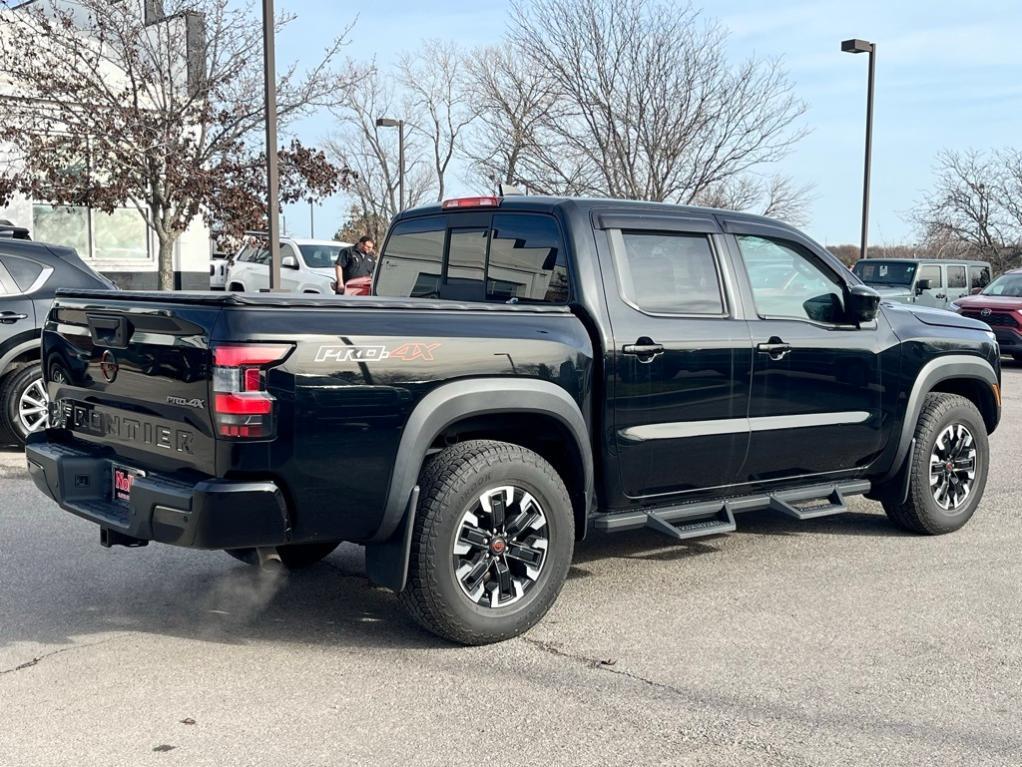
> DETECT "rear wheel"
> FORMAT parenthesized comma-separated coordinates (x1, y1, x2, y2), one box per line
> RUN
(225, 541, 341, 569)
(399, 440, 574, 645)
(2, 363, 58, 445)
(882, 393, 989, 534)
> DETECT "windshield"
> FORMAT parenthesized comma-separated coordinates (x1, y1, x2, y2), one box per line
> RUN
(982, 273, 1022, 297)
(298, 244, 345, 269)
(852, 260, 916, 287)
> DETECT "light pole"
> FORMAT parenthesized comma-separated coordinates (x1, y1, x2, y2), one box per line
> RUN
(842, 38, 876, 260)
(262, 0, 282, 289)
(376, 117, 405, 212)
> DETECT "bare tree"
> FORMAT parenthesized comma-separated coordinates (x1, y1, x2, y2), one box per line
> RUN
(694, 174, 812, 225)
(327, 67, 432, 228)
(914, 149, 1015, 270)
(0, 0, 359, 288)
(462, 43, 560, 190)
(505, 0, 807, 202)
(399, 40, 475, 201)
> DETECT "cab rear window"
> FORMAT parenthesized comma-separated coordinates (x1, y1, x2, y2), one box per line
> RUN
(376, 213, 569, 304)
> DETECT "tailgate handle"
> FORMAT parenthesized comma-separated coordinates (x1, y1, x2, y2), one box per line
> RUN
(87, 314, 131, 349)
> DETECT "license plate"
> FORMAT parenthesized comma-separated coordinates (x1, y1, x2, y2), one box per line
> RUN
(112, 464, 145, 504)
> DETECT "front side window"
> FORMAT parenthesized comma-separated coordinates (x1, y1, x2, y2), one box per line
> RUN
(376, 216, 445, 298)
(917, 265, 942, 288)
(613, 231, 725, 315)
(947, 265, 967, 289)
(738, 235, 845, 323)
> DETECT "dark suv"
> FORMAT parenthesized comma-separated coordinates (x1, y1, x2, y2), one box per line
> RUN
(0, 226, 114, 443)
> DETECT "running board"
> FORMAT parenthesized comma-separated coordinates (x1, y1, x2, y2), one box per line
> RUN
(645, 504, 736, 540)
(591, 479, 871, 540)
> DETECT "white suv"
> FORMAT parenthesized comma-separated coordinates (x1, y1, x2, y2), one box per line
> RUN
(227, 238, 351, 294)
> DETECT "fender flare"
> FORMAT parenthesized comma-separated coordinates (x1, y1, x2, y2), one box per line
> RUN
(883, 354, 998, 481)
(365, 378, 594, 592)
(0, 336, 41, 377)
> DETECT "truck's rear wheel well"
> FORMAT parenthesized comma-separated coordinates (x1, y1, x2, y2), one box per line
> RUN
(433, 413, 588, 540)
(930, 377, 999, 433)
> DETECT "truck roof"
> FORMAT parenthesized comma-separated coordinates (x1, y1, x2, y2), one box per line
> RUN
(395, 194, 798, 232)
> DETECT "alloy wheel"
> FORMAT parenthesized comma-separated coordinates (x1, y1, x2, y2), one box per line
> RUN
(929, 423, 978, 512)
(452, 486, 549, 608)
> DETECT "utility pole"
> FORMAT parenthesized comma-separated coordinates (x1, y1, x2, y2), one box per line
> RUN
(262, 0, 281, 289)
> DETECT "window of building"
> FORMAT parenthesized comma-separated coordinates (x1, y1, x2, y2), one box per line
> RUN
(737, 235, 844, 323)
(613, 232, 725, 315)
(33, 204, 150, 262)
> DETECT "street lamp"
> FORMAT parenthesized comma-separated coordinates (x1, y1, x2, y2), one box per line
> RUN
(376, 117, 405, 212)
(842, 38, 876, 260)
(262, 0, 282, 289)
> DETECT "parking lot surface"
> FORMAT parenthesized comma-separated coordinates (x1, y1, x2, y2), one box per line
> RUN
(2, 369, 1021, 766)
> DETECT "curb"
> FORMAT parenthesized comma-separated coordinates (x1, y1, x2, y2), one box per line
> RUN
(0, 447, 27, 479)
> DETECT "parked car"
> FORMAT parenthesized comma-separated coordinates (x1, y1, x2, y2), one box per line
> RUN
(27, 196, 1001, 644)
(0, 236, 114, 444)
(852, 258, 991, 310)
(226, 237, 352, 294)
(209, 250, 231, 291)
(950, 268, 1022, 359)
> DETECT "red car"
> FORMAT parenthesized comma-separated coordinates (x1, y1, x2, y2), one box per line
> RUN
(950, 267, 1022, 359)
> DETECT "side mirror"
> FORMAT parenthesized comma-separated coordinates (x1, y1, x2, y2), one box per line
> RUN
(281, 254, 299, 270)
(847, 284, 880, 324)
(915, 278, 931, 295)
(971, 287, 983, 295)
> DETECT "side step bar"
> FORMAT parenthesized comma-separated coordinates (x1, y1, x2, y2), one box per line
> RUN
(591, 479, 871, 540)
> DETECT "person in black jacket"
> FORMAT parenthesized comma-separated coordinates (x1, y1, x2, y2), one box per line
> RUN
(334, 236, 377, 293)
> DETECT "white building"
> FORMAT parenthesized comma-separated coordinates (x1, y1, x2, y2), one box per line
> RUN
(0, 0, 211, 289)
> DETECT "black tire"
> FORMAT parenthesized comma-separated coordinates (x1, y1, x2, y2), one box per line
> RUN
(2, 363, 48, 445)
(225, 541, 341, 569)
(399, 440, 574, 645)
(882, 393, 989, 534)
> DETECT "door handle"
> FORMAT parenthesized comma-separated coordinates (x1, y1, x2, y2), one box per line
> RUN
(756, 337, 792, 361)
(0, 312, 27, 324)
(623, 337, 665, 363)
(935, 293, 947, 300)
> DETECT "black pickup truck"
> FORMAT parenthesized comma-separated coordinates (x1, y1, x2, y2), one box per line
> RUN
(26, 196, 1001, 644)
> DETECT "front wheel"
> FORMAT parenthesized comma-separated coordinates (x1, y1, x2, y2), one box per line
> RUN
(883, 393, 989, 534)
(399, 440, 574, 645)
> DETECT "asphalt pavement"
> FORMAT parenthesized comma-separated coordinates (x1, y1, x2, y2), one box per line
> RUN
(2, 369, 1022, 766)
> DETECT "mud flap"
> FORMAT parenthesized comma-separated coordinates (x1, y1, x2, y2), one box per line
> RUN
(365, 486, 420, 592)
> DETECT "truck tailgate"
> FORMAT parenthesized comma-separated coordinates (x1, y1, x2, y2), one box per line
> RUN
(45, 295, 221, 474)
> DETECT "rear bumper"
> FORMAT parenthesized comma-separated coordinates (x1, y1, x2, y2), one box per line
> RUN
(26, 435, 290, 549)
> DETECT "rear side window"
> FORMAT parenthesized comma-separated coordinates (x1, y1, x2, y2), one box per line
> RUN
(947, 265, 967, 289)
(377, 213, 570, 304)
(918, 265, 942, 287)
(970, 265, 991, 290)
(376, 216, 445, 299)
(0, 255, 44, 292)
(612, 232, 725, 315)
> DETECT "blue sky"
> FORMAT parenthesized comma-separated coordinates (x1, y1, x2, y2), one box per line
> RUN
(273, 0, 1022, 246)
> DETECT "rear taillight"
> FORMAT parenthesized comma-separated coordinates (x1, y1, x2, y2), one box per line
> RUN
(212, 344, 293, 439)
